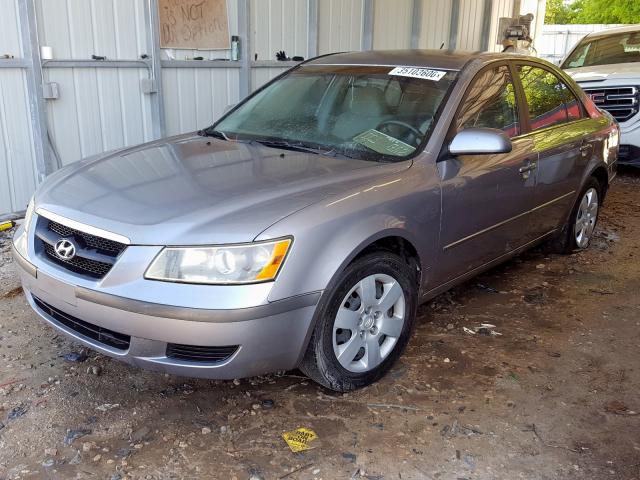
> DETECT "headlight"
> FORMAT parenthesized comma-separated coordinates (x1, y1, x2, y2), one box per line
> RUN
(13, 196, 34, 259)
(24, 196, 35, 232)
(145, 238, 292, 285)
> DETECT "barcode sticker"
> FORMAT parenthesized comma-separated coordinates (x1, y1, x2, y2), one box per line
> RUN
(389, 66, 447, 81)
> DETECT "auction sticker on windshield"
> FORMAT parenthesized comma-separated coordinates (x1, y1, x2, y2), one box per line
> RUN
(389, 66, 446, 81)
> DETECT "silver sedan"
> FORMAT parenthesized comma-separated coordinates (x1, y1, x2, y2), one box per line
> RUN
(13, 50, 618, 391)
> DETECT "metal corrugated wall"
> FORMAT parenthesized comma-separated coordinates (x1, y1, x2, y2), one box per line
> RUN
(0, 0, 38, 214)
(35, 0, 154, 166)
(318, 0, 364, 54)
(1, 0, 542, 215)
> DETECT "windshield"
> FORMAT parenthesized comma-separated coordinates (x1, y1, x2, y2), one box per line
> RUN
(212, 65, 457, 162)
(562, 31, 640, 68)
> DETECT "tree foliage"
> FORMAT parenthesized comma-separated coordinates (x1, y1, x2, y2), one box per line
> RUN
(545, 0, 640, 24)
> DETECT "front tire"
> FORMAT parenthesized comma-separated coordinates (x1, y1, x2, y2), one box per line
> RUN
(300, 251, 418, 392)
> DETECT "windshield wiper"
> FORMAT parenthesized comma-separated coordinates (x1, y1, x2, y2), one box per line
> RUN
(197, 128, 229, 141)
(251, 139, 356, 159)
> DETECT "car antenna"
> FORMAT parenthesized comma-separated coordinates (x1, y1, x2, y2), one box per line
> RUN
(440, 42, 445, 49)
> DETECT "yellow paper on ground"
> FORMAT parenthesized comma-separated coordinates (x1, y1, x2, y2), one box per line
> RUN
(282, 427, 318, 452)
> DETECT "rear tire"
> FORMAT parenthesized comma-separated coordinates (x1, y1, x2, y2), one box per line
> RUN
(547, 177, 601, 254)
(300, 251, 418, 392)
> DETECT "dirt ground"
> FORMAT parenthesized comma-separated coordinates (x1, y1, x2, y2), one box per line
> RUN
(0, 170, 639, 480)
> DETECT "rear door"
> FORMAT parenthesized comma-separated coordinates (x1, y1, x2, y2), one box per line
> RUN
(436, 62, 539, 284)
(514, 62, 597, 236)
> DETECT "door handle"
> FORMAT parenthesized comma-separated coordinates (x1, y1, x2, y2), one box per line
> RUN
(518, 162, 537, 174)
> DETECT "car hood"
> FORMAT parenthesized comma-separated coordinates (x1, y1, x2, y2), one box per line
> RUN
(35, 134, 410, 245)
(565, 63, 640, 83)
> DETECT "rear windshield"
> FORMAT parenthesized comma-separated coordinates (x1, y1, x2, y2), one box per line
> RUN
(562, 31, 640, 68)
(214, 65, 458, 162)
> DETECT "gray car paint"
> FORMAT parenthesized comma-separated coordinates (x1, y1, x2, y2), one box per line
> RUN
(13, 50, 618, 380)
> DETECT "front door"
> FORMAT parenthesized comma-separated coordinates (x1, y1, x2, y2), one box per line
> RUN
(436, 63, 538, 284)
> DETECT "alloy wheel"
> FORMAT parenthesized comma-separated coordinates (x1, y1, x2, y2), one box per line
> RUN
(575, 187, 599, 248)
(332, 273, 406, 373)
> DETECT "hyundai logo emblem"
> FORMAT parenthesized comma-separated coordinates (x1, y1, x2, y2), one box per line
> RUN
(54, 239, 76, 260)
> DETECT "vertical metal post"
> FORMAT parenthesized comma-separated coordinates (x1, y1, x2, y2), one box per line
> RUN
(18, 0, 54, 180)
(410, 0, 423, 49)
(238, 0, 251, 98)
(308, 0, 319, 58)
(144, 0, 166, 139)
(448, 0, 460, 50)
(361, 0, 374, 51)
(480, 0, 494, 51)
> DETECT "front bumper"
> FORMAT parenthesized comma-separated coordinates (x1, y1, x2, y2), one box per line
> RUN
(619, 116, 640, 166)
(12, 244, 320, 379)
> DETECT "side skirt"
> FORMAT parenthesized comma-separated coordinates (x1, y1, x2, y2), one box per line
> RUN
(420, 229, 557, 303)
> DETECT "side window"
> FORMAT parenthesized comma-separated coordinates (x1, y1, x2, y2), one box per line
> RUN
(560, 82, 583, 121)
(456, 65, 520, 138)
(518, 65, 570, 130)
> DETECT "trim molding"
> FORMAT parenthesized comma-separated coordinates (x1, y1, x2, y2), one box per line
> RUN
(36, 208, 131, 245)
(75, 287, 322, 323)
(444, 190, 575, 251)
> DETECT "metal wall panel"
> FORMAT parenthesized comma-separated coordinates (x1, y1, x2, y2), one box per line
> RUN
(318, 0, 364, 54)
(419, 0, 452, 49)
(0, 0, 37, 214)
(487, 0, 515, 52)
(34, 0, 155, 166)
(456, 0, 484, 50)
(251, 0, 309, 61)
(373, 0, 412, 50)
(251, 67, 288, 91)
(163, 68, 240, 135)
(161, 1, 240, 136)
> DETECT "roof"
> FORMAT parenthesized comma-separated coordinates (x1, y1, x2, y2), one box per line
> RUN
(584, 24, 640, 39)
(306, 49, 517, 71)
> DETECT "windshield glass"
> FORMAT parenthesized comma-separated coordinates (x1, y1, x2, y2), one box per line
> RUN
(562, 31, 640, 68)
(213, 65, 457, 161)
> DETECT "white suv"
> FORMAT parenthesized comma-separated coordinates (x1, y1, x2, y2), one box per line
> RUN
(562, 25, 640, 166)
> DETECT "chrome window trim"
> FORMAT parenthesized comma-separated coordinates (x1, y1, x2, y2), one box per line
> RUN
(36, 208, 131, 245)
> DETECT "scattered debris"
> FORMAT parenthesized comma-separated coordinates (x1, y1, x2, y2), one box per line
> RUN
(261, 398, 275, 409)
(7, 403, 28, 420)
(463, 323, 502, 336)
(366, 403, 420, 411)
(282, 427, 319, 452)
(342, 452, 357, 463)
(63, 351, 88, 363)
(95, 403, 120, 412)
(523, 288, 546, 304)
(87, 365, 102, 375)
(64, 429, 91, 446)
(476, 283, 498, 293)
(278, 463, 314, 479)
(604, 400, 638, 416)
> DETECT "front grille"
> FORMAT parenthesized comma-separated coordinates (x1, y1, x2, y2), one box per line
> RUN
(35, 218, 127, 279)
(166, 343, 239, 363)
(582, 86, 639, 122)
(33, 295, 131, 350)
(43, 242, 113, 278)
(48, 220, 126, 255)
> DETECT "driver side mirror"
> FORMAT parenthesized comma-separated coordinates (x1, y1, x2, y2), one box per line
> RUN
(449, 128, 512, 156)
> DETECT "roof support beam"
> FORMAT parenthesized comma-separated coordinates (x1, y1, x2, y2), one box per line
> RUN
(410, 0, 423, 49)
(480, 0, 494, 51)
(448, 0, 460, 50)
(18, 0, 54, 180)
(361, 0, 374, 51)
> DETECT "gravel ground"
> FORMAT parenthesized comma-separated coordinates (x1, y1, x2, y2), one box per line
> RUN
(0, 170, 639, 480)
